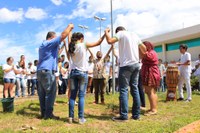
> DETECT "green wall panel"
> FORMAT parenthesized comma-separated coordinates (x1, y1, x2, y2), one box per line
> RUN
(154, 45, 162, 53)
(166, 37, 200, 51)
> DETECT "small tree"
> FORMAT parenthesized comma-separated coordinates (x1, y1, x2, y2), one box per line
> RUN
(0, 66, 3, 85)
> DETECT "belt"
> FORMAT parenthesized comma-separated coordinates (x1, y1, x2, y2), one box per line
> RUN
(71, 69, 88, 74)
(40, 69, 56, 74)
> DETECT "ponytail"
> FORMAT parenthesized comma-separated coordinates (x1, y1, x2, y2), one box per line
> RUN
(69, 32, 77, 54)
(69, 32, 84, 55)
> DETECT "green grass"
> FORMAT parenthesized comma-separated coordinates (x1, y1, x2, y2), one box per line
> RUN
(1, 92, 200, 133)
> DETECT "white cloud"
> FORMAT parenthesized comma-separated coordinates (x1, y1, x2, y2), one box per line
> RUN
(0, 38, 37, 65)
(68, 0, 112, 19)
(69, 0, 200, 39)
(25, 7, 47, 20)
(113, 0, 200, 39)
(0, 8, 23, 23)
(0, 39, 11, 49)
(51, 0, 63, 6)
(114, 12, 160, 38)
(34, 19, 65, 45)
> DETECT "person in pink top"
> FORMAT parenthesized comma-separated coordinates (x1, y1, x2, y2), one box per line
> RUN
(141, 41, 160, 116)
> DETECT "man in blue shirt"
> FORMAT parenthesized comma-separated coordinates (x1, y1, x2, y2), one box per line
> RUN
(37, 23, 74, 119)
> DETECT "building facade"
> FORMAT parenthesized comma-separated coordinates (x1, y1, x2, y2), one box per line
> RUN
(143, 24, 200, 64)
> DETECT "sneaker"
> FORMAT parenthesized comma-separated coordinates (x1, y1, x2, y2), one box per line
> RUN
(185, 99, 191, 102)
(112, 116, 128, 122)
(68, 117, 75, 124)
(78, 118, 86, 124)
(131, 116, 141, 121)
(177, 97, 184, 101)
(44, 114, 60, 120)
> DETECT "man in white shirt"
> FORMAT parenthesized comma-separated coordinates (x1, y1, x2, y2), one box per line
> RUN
(31, 60, 38, 96)
(105, 26, 146, 121)
(177, 44, 192, 102)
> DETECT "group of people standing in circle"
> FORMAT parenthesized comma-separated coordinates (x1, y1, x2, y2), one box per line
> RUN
(3, 22, 195, 124)
(36, 23, 162, 124)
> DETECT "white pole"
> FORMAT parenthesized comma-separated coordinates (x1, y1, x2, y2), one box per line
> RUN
(111, 0, 115, 94)
(100, 20, 102, 51)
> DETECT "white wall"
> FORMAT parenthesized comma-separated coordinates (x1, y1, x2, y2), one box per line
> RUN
(157, 46, 200, 63)
(157, 53, 163, 60)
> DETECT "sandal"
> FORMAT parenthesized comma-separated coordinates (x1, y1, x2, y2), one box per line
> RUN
(145, 109, 151, 113)
(144, 111, 157, 116)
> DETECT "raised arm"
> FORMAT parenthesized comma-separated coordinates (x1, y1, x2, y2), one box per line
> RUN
(61, 23, 74, 42)
(63, 39, 70, 61)
(86, 34, 105, 48)
(104, 44, 114, 59)
(58, 43, 65, 56)
(87, 48, 94, 59)
(66, 31, 72, 61)
(113, 48, 119, 64)
(68, 31, 72, 45)
(105, 28, 118, 44)
(113, 48, 118, 58)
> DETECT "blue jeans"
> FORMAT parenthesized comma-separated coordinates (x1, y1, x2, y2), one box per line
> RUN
(31, 79, 37, 95)
(15, 77, 26, 97)
(58, 74, 63, 95)
(61, 78, 68, 94)
(158, 77, 165, 92)
(69, 69, 88, 119)
(138, 70, 145, 107)
(37, 70, 57, 118)
(119, 63, 140, 119)
(27, 79, 31, 95)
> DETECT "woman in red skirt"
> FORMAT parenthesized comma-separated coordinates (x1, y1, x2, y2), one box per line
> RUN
(141, 41, 160, 116)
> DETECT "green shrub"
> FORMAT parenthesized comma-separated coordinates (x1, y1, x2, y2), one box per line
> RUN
(191, 75, 199, 91)
(0, 66, 3, 85)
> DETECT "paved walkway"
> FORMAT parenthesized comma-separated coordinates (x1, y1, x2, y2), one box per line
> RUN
(175, 120, 200, 133)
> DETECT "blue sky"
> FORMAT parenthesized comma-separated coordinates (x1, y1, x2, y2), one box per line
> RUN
(0, 0, 200, 65)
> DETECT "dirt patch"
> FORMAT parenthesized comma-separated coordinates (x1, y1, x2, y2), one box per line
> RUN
(175, 120, 200, 133)
(87, 120, 111, 132)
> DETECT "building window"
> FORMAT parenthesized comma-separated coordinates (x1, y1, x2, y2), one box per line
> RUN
(166, 37, 200, 51)
(154, 45, 162, 53)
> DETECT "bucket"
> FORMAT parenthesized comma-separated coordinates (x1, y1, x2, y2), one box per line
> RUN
(1, 97, 14, 112)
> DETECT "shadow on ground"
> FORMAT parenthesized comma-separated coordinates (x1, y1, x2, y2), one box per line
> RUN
(16, 103, 40, 118)
(85, 113, 114, 121)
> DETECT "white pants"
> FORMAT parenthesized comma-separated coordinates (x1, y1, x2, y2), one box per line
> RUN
(178, 73, 192, 100)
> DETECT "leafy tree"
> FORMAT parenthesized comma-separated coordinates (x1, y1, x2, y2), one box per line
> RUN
(0, 66, 3, 85)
